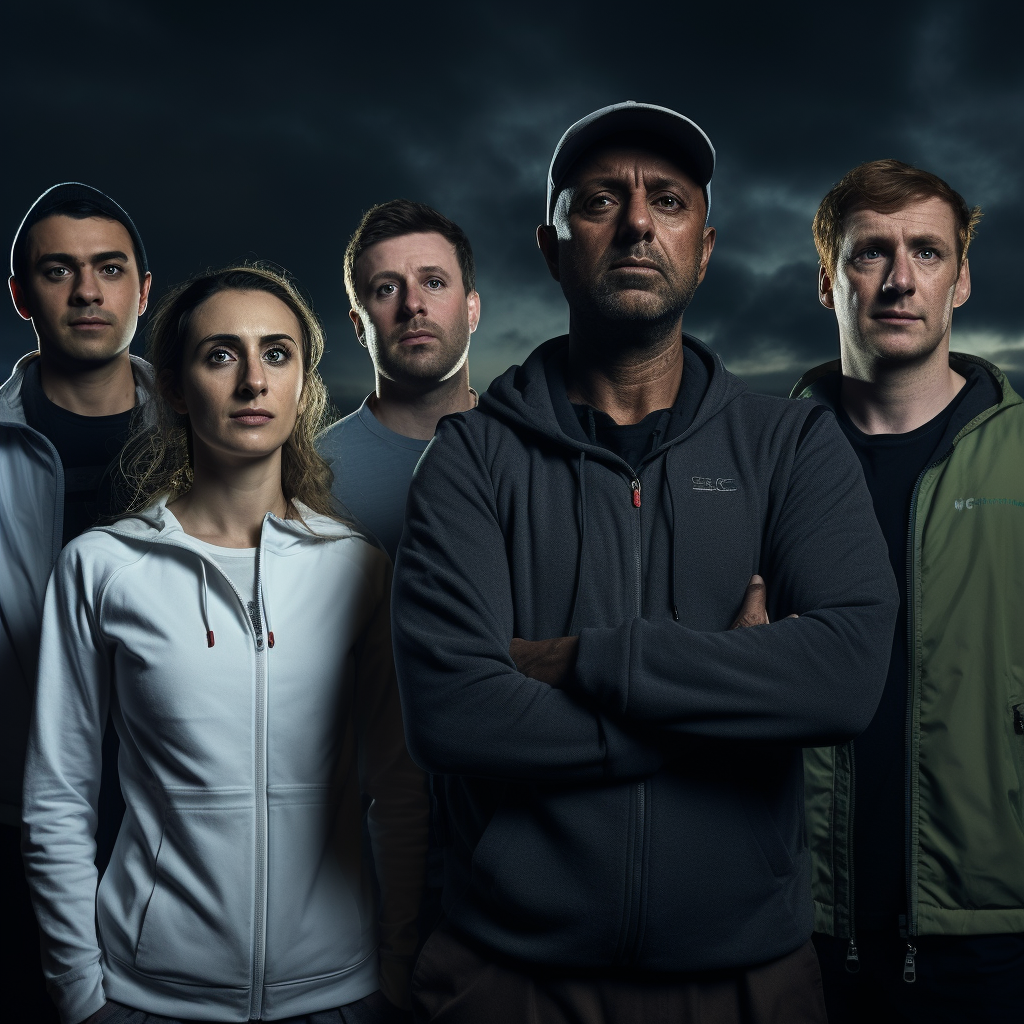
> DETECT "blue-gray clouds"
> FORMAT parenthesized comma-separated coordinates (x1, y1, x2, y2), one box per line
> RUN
(2, 1, 1020, 407)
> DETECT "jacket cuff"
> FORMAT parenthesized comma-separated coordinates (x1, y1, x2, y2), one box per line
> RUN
(50, 960, 104, 1024)
(575, 621, 633, 715)
(378, 951, 414, 1012)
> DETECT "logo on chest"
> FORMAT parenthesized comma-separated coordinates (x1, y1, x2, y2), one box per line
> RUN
(692, 476, 737, 492)
(954, 496, 1024, 511)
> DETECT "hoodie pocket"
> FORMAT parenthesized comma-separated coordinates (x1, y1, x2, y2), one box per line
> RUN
(134, 795, 254, 986)
(262, 786, 375, 985)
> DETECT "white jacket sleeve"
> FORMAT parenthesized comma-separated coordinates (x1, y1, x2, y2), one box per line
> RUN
(22, 545, 111, 1024)
(356, 562, 429, 1012)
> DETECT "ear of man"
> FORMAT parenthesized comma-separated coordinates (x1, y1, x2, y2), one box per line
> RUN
(536, 224, 561, 282)
(8, 276, 32, 321)
(348, 307, 368, 348)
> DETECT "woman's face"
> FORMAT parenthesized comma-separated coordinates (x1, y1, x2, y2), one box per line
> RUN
(172, 288, 305, 467)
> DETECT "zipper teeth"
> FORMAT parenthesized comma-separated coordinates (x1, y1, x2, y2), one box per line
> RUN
(630, 471, 645, 963)
(847, 743, 856, 951)
(249, 535, 269, 1019)
(903, 444, 955, 939)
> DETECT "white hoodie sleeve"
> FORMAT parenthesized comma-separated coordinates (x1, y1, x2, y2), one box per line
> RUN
(22, 543, 112, 1024)
(356, 561, 429, 1012)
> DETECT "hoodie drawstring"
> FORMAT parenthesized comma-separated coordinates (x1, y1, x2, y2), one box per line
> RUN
(199, 545, 275, 650)
(665, 449, 682, 622)
(567, 452, 588, 635)
(261, 563, 275, 649)
(199, 559, 215, 647)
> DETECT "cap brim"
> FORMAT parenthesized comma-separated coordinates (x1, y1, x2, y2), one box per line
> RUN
(547, 102, 715, 223)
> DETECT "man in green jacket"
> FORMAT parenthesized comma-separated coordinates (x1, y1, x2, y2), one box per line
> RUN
(793, 158, 1024, 1022)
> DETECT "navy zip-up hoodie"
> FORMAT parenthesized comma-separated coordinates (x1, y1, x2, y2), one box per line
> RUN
(392, 334, 898, 974)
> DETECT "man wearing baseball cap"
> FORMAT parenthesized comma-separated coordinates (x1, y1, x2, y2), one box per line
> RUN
(1, 183, 153, 1020)
(392, 102, 897, 1022)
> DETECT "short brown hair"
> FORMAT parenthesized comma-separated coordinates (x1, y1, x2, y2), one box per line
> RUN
(343, 199, 475, 308)
(813, 159, 982, 278)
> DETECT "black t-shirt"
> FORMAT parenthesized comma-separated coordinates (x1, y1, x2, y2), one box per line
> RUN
(20, 359, 136, 546)
(836, 371, 980, 930)
(572, 404, 671, 469)
(570, 345, 711, 468)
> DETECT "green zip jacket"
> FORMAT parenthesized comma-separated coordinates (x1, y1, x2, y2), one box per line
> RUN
(792, 353, 1024, 941)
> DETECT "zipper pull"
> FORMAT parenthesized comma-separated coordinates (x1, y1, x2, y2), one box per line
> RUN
(1013, 704, 1023, 735)
(631, 479, 641, 508)
(903, 943, 917, 983)
(845, 938, 860, 973)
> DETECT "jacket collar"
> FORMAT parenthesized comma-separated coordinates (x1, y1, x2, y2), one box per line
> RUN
(98, 494, 357, 554)
(0, 350, 155, 427)
(479, 333, 746, 458)
(791, 352, 1018, 408)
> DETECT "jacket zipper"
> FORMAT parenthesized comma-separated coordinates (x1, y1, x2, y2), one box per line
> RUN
(900, 444, 955, 978)
(249, 539, 269, 1019)
(626, 473, 646, 963)
(166, 528, 271, 1017)
(844, 744, 859, 972)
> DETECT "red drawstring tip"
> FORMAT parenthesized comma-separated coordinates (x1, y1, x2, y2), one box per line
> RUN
(268, 632, 275, 648)
(207, 630, 215, 648)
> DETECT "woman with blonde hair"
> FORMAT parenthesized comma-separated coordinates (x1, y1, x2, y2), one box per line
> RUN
(22, 264, 427, 1024)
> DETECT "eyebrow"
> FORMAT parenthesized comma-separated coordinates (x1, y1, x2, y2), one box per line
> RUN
(850, 233, 950, 251)
(35, 250, 131, 267)
(198, 333, 298, 346)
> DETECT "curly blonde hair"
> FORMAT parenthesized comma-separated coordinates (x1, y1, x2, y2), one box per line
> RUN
(122, 262, 341, 520)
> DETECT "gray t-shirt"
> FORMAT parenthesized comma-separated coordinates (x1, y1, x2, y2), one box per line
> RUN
(316, 399, 429, 562)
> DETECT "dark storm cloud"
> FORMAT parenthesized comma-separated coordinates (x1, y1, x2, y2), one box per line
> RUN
(2, 1, 1022, 407)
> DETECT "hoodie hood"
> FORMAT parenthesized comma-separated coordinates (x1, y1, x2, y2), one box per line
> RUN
(94, 497, 364, 650)
(480, 333, 747, 457)
(99, 494, 356, 551)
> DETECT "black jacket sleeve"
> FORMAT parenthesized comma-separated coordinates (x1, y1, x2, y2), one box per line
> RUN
(392, 417, 663, 783)
(571, 412, 899, 747)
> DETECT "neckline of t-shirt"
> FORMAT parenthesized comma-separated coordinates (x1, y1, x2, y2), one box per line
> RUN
(837, 374, 977, 447)
(21, 358, 136, 427)
(572, 403, 671, 435)
(188, 536, 258, 556)
(355, 398, 434, 451)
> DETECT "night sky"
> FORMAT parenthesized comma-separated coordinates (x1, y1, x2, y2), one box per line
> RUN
(3, 2, 1022, 413)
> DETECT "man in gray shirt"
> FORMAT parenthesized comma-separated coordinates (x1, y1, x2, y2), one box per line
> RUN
(317, 200, 480, 560)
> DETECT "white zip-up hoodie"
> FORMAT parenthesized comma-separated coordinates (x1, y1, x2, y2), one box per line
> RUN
(22, 499, 428, 1024)
(0, 351, 153, 825)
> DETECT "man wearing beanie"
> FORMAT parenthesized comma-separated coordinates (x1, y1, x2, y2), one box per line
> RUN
(0, 183, 153, 1021)
(392, 103, 897, 1022)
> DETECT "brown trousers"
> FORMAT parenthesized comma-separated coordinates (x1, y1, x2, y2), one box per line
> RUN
(412, 922, 827, 1024)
